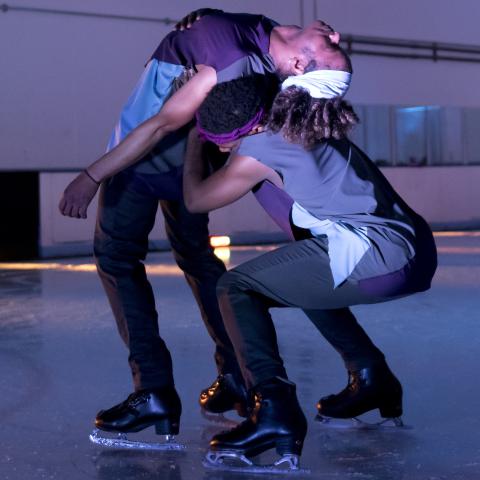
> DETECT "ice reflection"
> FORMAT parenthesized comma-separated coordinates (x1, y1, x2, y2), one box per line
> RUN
(312, 427, 415, 480)
(0, 268, 42, 295)
(0, 237, 479, 479)
(0, 262, 183, 276)
(93, 450, 184, 480)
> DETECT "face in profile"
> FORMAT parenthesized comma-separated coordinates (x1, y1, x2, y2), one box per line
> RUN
(276, 21, 350, 77)
(217, 139, 241, 153)
(215, 125, 266, 152)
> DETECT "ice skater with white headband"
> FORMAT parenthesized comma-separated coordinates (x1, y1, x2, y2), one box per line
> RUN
(184, 69, 437, 473)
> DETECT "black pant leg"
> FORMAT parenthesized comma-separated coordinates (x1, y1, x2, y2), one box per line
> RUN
(303, 308, 385, 372)
(94, 173, 174, 390)
(160, 198, 242, 380)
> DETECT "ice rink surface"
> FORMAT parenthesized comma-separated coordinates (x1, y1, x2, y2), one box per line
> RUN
(1, 232, 479, 480)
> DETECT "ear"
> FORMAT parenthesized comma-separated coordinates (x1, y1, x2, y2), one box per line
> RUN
(289, 57, 308, 75)
(248, 124, 266, 135)
(329, 31, 341, 45)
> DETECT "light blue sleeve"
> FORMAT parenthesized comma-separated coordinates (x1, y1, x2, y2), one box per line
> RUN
(107, 60, 185, 151)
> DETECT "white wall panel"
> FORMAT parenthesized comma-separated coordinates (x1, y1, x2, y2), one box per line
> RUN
(39, 172, 283, 257)
(0, 1, 303, 171)
(2, 0, 478, 171)
(3, 1, 480, 257)
(310, 0, 480, 106)
(313, 0, 479, 45)
(383, 166, 480, 226)
(39, 166, 480, 257)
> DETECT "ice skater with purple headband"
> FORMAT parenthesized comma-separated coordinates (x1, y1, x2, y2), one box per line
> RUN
(184, 70, 437, 472)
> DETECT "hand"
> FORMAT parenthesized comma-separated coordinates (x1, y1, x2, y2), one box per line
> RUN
(313, 20, 336, 36)
(174, 8, 222, 31)
(58, 171, 100, 219)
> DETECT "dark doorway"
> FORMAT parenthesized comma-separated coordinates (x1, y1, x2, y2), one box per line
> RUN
(0, 172, 39, 260)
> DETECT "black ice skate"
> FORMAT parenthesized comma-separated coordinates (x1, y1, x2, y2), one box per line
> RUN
(89, 386, 186, 451)
(203, 377, 310, 475)
(199, 373, 248, 421)
(316, 365, 406, 429)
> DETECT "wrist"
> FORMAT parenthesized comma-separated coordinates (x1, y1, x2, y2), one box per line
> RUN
(84, 168, 101, 185)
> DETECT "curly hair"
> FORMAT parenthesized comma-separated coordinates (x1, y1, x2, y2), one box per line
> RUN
(267, 86, 359, 149)
(197, 75, 359, 149)
(197, 74, 278, 134)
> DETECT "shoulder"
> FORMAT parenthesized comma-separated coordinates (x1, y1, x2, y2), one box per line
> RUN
(203, 12, 277, 31)
(321, 138, 355, 161)
(153, 12, 277, 73)
(237, 131, 283, 155)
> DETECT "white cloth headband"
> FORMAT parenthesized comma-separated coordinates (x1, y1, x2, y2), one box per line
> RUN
(281, 70, 351, 99)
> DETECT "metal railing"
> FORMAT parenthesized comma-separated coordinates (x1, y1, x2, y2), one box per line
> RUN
(341, 34, 480, 64)
(2, 3, 480, 63)
(0, 3, 177, 25)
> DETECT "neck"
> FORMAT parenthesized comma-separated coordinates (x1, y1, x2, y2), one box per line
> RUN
(269, 26, 298, 66)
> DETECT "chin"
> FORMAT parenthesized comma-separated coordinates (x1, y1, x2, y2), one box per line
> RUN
(275, 67, 291, 82)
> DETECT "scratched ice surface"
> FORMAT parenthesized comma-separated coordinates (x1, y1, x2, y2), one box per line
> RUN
(1, 234, 479, 480)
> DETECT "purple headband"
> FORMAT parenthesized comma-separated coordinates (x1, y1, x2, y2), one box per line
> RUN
(196, 108, 264, 144)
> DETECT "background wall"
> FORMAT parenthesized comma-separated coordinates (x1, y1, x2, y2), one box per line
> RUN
(0, 0, 303, 171)
(1, 0, 479, 257)
(312, 0, 480, 107)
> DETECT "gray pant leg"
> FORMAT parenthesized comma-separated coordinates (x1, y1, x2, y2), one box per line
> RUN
(217, 238, 386, 389)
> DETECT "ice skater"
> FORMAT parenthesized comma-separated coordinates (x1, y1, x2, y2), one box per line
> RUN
(183, 72, 437, 471)
(58, 8, 348, 449)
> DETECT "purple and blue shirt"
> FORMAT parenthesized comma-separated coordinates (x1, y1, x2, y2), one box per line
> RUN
(107, 12, 277, 175)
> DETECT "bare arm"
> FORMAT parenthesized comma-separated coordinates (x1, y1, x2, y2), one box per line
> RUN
(87, 65, 216, 182)
(59, 65, 216, 219)
(183, 128, 281, 213)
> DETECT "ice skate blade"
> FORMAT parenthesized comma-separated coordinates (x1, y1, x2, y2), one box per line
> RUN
(203, 450, 310, 475)
(89, 428, 186, 451)
(315, 414, 411, 430)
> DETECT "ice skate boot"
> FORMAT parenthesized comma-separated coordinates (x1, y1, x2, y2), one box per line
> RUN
(203, 377, 310, 474)
(199, 374, 248, 421)
(89, 386, 186, 450)
(316, 365, 405, 429)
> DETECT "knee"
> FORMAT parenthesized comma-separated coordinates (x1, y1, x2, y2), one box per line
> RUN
(216, 270, 247, 300)
(94, 249, 115, 276)
(173, 245, 226, 277)
(94, 246, 119, 277)
(93, 237, 143, 277)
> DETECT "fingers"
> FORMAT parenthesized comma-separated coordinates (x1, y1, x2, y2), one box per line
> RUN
(65, 202, 74, 218)
(59, 195, 75, 217)
(59, 171, 98, 219)
(78, 205, 88, 219)
(58, 196, 66, 215)
(175, 20, 186, 31)
(175, 12, 198, 31)
(175, 8, 216, 30)
(64, 203, 82, 218)
(59, 194, 83, 218)
(315, 20, 335, 36)
(71, 205, 80, 219)
(323, 23, 334, 33)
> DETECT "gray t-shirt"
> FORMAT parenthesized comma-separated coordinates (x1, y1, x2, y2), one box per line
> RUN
(237, 131, 420, 284)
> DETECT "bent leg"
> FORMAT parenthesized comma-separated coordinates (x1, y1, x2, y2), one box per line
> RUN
(303, 308, 385, 372)
(217, 238, 387, 388)
(94, 173, 174, 390)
